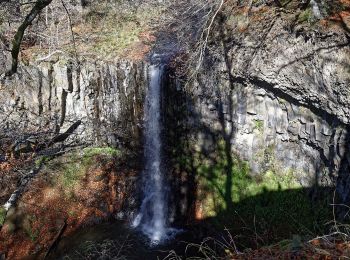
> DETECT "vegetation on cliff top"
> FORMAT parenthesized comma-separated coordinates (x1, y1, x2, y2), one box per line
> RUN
(1, 0, 349, 75)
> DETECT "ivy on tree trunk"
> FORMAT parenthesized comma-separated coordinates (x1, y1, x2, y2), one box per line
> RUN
(6, 0, 52, 76)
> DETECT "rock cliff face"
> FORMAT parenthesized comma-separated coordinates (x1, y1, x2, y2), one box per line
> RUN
(165, 8, 350, 218)
(0, 59, 147, 148)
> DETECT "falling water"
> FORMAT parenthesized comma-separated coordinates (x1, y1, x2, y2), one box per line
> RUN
(310, 0, 322, 19)
(132, 64, 170, 244)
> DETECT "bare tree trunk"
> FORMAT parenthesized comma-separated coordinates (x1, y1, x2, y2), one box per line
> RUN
(6, 0, 52, 76)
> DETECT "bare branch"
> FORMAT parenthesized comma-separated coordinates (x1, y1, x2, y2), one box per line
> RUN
(6, 0, 53, 77)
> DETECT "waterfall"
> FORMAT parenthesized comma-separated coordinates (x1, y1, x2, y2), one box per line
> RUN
(132, 64, 170, 244)
(310, 0, 322, 19)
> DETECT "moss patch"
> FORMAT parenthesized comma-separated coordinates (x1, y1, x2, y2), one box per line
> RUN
(298, 8, 313, 23)
(59, 160, 85, 192)
(23, 215, 39, 242)
(177, 137, 332, 245)
(195, 140, 301, 216)
(253, 119, 264, 133)
(35, 155, 50, 167)
(51, 146, 120, 197)
(0, 207, 6, 226)
(83, 147, 120, 158)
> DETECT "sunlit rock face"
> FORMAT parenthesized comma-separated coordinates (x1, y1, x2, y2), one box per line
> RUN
(0, 60, 147, 148)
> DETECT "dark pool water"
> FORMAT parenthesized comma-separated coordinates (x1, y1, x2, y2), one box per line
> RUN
(50, 220, 206, 260)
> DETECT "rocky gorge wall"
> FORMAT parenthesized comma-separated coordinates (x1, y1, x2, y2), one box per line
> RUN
(0, 58, 147, 151)
(188, 80, 350, 203)
(165, 8, 350, 220)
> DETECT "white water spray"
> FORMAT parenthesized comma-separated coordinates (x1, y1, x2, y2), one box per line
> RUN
(132, 64, 173, 244)
(310, 0, 322, 19)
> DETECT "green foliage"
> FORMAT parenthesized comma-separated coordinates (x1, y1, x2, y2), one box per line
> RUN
(68, 210, 77, 217)
(55, 147, 119, 195)
(0, 207, 6, 226)
(253, 119, 264, 133)
(25, 225, 39, 242)
(192, 138, 332, 245)
(35, 155, 50, 167)
(298, 8, 313, 23)
(60, 160, 85, 191)
(83, 147, 120, 158)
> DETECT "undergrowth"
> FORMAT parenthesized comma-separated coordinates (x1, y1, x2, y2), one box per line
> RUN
(79, 2, 164, 59)
(52, 146, 120, 196)
(176, 138, 333, 246)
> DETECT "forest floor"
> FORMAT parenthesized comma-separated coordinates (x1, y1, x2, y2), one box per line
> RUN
(0, 148, 139, 259)
(229, 238, 350, 259)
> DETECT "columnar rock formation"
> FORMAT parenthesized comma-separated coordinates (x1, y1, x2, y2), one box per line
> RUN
(0, 60, 147, 148)
(165, 9, 350, 218)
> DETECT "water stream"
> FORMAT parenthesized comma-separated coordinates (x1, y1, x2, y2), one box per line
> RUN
(132, 64, 171, 244)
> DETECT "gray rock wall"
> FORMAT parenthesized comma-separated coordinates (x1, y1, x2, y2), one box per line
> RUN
(191, 81, 348, 187)
(167, 13, 350, 212)
(223, 12, 350, 125)
(0, 59, 147, 148)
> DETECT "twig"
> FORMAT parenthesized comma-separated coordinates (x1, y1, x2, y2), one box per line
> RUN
(60, 0, 78, 63)
(35, 50, 63, 62)
(195, 0, 224, 72)
(308, 231, 350, 244)
(43, 219, 67, 259)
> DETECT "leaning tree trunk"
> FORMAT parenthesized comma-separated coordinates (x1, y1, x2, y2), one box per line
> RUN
(6, 0, 52, 76)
